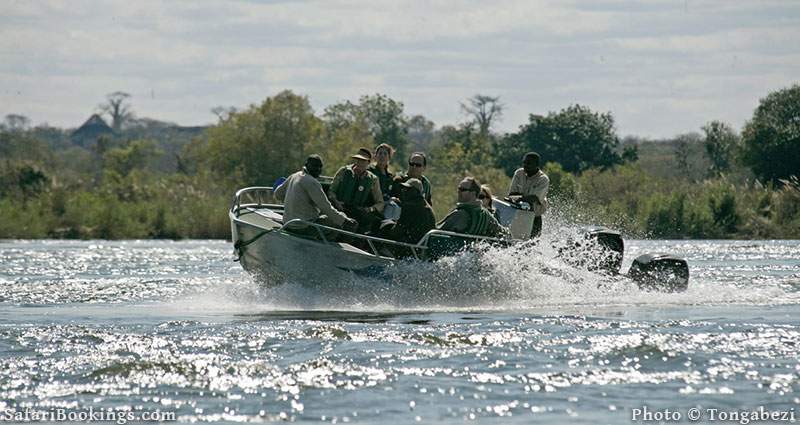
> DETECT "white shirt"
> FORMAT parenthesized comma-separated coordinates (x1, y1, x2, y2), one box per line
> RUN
(508, 168, 550, 216)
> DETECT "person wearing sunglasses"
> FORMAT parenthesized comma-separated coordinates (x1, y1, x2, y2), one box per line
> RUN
(508, 152, 549, 238)
(437, 177, 508, 238)
(389, 152, 433, 206)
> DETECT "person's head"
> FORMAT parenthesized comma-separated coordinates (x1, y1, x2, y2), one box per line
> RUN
(304, 154, 323, 178)
(400, 178, 423, 201)
(375, 143, 394, 167)
(479, 184, 494, 209)
(407, 152, 427, 178)
(457, 177, 481, 203)
(523, 152, 540, 175)
(351, 148, 372, 174)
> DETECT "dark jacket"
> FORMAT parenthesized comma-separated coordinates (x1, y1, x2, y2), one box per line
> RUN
(389, 190, 436, 244)
(368, 165, 394, 199)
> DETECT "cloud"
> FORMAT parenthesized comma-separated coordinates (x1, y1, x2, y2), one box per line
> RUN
(0, 0, 798, 137)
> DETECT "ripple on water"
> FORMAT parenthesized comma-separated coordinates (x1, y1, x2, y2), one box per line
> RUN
(1, 240, 799, 422)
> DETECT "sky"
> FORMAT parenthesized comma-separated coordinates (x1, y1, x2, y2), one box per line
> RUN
(1, 0, 798, 139)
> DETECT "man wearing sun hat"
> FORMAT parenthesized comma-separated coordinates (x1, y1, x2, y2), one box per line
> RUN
(328, 147, 385, 233)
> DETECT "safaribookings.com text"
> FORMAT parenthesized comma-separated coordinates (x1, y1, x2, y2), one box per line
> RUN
(2, 407, 176, 424)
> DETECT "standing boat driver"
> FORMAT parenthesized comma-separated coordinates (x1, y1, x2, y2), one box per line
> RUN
(273, 155, 357, 239)
(390, 152, 433, 206)
(328, 148, 385, 233)
(507, 152, 550, 238)
(437, 177, 508, 238)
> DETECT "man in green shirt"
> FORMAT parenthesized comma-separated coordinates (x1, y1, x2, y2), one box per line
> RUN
(329, 148, 384, 233)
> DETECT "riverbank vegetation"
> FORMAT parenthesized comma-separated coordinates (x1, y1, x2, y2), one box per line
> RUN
(1, 85, 798, 239)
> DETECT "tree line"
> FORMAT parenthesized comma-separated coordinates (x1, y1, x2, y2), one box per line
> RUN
(1, 84, 798, 239)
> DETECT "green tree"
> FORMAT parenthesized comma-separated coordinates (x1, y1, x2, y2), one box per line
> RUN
(741, 84, 800, 183)
(460, 94, 503, 135)
(496, 105, 629, 174)
(673, 136, 691, 177)
(407, 114, 435, 154)
(702, 120, 739, 177)
(103, 140, 161, 177)
(3, 114, 31, 131)
(0, 161, 50, 200)
(204, 90, 321, 187)
(323, 94, 410, 162)
(305, 117, 373, 173)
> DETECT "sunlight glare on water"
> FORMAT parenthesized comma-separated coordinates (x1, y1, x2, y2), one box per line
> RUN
(1, 239, 798, 423)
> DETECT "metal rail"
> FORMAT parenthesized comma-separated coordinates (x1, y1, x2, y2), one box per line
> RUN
(279, 218, 427, 259)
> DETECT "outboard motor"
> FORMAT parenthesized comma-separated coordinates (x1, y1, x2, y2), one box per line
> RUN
(585, 228, 624, 273)
(557, 227, 624, 275)
(628, 254, 689, 293)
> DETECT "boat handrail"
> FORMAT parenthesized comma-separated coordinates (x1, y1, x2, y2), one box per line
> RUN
(416, 229, 507, 246)
(231, 186, 275, 216)
(279, 218, 429, 259)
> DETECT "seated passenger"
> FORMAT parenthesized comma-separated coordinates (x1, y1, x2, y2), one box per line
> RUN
(328, 148, 385, 233)
(273, 155, 357, 239)
(369, 143, 401, 220)
(389, 152, 433, 206)
(386, 178, 436, 244)
(368, 143, 395, 198)
(437, 177, 509, 238)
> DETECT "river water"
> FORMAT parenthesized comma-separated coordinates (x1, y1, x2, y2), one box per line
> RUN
(1, 239, 798, 423)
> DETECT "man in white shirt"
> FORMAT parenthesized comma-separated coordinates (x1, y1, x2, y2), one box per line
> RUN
(508, 152, 549, 238)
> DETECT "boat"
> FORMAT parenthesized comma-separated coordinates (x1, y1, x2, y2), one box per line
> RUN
(229, 186, 689, 292)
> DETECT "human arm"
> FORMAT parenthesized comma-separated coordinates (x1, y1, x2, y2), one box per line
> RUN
(327, 167, 346, 210)
(273, 177, 287, 202)
(366, 180, 385, 213)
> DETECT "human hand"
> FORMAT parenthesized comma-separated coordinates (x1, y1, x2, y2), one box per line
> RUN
(342, 218, 358, 232)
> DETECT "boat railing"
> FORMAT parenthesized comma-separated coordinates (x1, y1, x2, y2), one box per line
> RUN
(231, 186, 281, 217)
(279, 219, 507, 260)
(416, 229, 507, 246)
(280, 218, 429, 259)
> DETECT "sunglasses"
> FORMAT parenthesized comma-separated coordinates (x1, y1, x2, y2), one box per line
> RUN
(458, 187, 474, 193)
(409, 162, 425, 167)
(478, 194, 488, 199)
